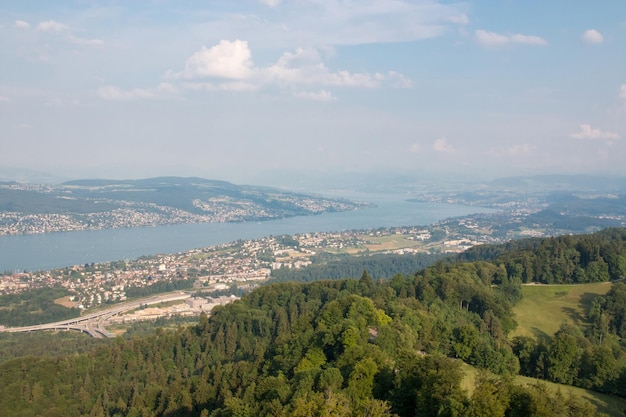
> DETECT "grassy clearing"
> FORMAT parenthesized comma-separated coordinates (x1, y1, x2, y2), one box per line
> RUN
(53, 296, 79, 308)
(460, 363, 478, 395)
(461, 364, 626, 416)
(511, 282, 614, 340)
(361, 234, 423, 252)
(515, 375, 626, 417)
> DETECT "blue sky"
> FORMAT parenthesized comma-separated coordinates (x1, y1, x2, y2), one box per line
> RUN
(1, 1, 625, 184)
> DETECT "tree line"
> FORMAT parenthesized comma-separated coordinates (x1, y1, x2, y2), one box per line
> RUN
(457, 227, 626, 284)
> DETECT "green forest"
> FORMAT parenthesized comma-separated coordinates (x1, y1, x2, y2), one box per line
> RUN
(2, 228, 626, 416)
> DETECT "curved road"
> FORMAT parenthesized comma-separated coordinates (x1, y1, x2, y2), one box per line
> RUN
(0, 292, 190, 338)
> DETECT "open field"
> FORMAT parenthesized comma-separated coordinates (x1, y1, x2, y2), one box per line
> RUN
(511, 282, 614, 340)
(53, 295, 79, 308)
(515, 375, 626, 416)
(461, 364, 626, 416)
(360, 234, 424, 251)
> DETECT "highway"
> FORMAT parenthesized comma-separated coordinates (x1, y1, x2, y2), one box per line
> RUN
(0, 292, 190, 338)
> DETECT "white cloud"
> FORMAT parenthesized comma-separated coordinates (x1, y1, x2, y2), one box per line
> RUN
(67, 34, 104, 46)
(183, 81, 259, 92)
(582, 29, 604, 44)
(387, 71, 413, 89)
(264, 47, 404, 88)
(510, 34, 549, 46)
(432, 137, 454, 152)
(166, 42, 411, 93)
(475, 30, 509, 47)
(294, 90, 336, 101)
(619, 84, 626, 101)
(110, 40, 410, 101)
(475, 29, 548, 47)
(37, 20, 69, 32)
(489, 144, 532, 157)
(266, 62, 377, 88)
(197, 1, 468, 48)
(409, 143, 420, 153)
(14, 20, 30, 29)
(446, 14, 469, 25)
(35, 20, 103, 47)
(260, 0, 281, 7)
(170, 40, 253, 80)
(571, 124, 620, 140)
(0, 96, 11, 103)
(98, 86, 159, 101)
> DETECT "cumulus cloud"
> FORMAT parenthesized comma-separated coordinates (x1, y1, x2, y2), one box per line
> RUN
(571, 124, 620, 140)
(475, 29, 548, 47)
(105, 40, 410, 101)
(14, 20, 30, 29)
(294, 90, 336, 101)
(165, 41, 411, 93)
(432, 137, 454, 152)
(169, 40, 254, 80)
(265, 47, 381, 88)
(582, 29, 604, 44)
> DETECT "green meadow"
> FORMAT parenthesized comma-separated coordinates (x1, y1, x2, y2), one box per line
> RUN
(511, 282, 614, 340)
(502, 281, 626, 415)
(462, 364, 626, 416)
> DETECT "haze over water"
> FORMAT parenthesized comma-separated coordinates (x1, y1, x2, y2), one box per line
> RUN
(0, 194, 490, 272)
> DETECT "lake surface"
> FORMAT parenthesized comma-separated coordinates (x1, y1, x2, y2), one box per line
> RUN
(0, 193, 492, 272)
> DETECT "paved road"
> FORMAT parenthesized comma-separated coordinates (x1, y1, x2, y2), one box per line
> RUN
(0, 292, 190, 338)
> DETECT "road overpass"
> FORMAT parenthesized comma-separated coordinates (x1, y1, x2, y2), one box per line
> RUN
(0, 292, 190, 338)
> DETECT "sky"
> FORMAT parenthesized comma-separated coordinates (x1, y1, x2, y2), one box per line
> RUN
(0, 0, 625, 185)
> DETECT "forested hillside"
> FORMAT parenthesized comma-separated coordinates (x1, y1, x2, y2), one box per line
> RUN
(3, 229, 626, 416)
(457, 227, 626, 284)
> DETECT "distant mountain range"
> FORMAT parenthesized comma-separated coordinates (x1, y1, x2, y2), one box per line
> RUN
(0, 177, 369, 235)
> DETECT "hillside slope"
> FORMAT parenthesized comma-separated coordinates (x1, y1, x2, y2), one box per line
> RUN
(0, 177, 366, 235)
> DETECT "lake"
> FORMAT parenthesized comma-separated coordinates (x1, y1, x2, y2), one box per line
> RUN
(0, 193, 491, 272)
